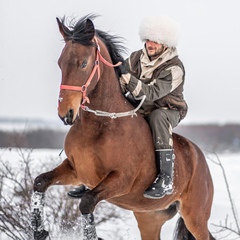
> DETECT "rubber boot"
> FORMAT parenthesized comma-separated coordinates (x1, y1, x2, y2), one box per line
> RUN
(67, 185, 89, 198)
(143, 149, 175, 199)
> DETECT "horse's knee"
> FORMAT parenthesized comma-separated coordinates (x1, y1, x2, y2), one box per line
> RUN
(79, 191, 98, 214)
(33, 171, 54, 192)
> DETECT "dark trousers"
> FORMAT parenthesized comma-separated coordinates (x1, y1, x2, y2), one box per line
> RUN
(145, 109, 180, 149)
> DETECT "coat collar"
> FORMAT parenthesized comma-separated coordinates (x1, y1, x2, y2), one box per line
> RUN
(141, 46, 178, 67)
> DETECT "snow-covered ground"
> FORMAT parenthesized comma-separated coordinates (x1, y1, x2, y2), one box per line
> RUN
(0, 148, 239, 239)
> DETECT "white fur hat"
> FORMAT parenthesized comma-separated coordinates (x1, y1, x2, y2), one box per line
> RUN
(139, 16, 181, 47)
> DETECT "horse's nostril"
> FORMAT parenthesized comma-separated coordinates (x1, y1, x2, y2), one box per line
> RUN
(65, 109, 74, 125)
(59, 109, 74, 125)
(69, 109, 74, 118)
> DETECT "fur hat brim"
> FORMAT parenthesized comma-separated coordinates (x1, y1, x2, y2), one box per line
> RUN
(139, 16, 181, 47)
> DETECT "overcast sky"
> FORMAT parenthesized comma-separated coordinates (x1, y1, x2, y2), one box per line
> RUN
(0, 0, 240, 125)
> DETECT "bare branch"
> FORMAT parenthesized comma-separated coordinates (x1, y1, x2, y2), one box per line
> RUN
(206, 151, 240, 238)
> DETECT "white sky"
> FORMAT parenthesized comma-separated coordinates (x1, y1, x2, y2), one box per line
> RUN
(0, 0, 240, 124)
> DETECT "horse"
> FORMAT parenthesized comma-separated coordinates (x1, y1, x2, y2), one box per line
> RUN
(30, 14, 215, 240)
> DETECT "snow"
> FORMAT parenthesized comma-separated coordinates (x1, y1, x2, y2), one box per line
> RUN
(0, 148, 239, 239)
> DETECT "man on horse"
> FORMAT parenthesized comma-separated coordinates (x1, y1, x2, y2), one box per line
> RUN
(68, 15, 187, 199)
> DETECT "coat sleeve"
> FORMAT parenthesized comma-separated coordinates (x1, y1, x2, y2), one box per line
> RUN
(126, 65, 184, 102)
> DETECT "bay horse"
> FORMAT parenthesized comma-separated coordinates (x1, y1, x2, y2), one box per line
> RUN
(31, 15, 215, 240)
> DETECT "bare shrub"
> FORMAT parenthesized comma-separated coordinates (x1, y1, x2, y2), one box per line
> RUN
(0, 148, 131, 240)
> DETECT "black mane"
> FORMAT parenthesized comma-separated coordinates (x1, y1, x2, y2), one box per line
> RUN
(59, 14, 127, 72)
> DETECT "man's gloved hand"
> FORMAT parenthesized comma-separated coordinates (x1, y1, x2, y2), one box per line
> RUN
(119, 61, 128, 75)
(119, 61, 131, 87)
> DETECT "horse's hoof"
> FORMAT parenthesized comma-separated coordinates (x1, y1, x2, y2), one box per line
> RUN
(34, 229, 49, 240)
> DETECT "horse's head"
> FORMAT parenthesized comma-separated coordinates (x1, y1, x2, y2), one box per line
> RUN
(57, 16, 100, 125)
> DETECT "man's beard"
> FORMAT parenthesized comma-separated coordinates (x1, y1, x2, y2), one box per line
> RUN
(148, 47, 165, 59)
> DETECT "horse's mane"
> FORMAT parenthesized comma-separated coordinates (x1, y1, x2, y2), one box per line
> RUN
(59, 14, 128, 75)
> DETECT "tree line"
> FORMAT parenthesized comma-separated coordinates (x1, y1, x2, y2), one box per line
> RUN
(175, 123, 240, 153)
(0, 129, 66, 149)
(1, 123, 240, 152)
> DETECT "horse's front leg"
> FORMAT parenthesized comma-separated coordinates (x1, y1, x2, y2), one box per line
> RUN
(79, 171, 132, 240)
(31, 191, 49, 240)
(31, 158, 79, 240)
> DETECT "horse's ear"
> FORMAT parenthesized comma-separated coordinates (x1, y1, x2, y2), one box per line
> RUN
(56, 17, 67, 40)
(84, 19, 95, 40)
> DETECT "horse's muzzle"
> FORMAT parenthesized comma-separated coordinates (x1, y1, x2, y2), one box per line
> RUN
(59, 109, 75, 125)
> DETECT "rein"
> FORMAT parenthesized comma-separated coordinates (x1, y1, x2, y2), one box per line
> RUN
(60, 37, 121, 106)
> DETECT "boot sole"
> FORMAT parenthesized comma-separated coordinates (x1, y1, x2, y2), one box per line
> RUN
(143, 190, 173, 199)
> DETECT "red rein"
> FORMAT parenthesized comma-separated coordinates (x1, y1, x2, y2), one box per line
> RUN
(60, 37, 122, 107)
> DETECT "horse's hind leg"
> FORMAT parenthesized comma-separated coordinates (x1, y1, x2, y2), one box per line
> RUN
(174, 216, 216, 240)
(31, 158, 79, 240)
(134, 204, 178, 240)
(179, 185, 214, 240)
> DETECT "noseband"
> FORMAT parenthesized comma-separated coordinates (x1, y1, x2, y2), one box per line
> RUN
(60, 37, 121, 108)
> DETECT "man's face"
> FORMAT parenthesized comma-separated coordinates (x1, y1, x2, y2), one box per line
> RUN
(145, 40, 165, 60)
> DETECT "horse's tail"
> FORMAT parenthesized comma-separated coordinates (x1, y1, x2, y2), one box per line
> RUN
(173, 217, 195, 240)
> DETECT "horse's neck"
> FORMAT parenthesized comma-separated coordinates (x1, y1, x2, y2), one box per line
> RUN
(76, 71, 127, 133)
(87, 69, 128, 112)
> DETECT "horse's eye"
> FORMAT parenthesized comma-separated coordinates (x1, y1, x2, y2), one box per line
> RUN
(81, 61, 87, 68)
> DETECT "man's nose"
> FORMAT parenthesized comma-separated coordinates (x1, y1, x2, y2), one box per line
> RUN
(146, 40, 154, 46)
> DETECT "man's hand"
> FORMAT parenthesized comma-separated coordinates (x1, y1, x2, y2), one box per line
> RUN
(119, 61, 128, 75)
(119, 61, 130, 89)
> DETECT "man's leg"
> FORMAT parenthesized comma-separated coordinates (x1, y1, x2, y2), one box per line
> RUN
(144, 109, 180, 199)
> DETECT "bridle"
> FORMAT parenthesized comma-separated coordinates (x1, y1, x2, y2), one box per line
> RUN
(60, 37, 121, 109)
(59, 37, 146, 119)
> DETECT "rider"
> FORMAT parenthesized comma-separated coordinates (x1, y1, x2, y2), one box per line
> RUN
(68, 15, 187, 199)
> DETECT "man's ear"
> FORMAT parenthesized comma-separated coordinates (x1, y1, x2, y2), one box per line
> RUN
(56, 17, 68, 41)
(84, 19, 95, 40)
